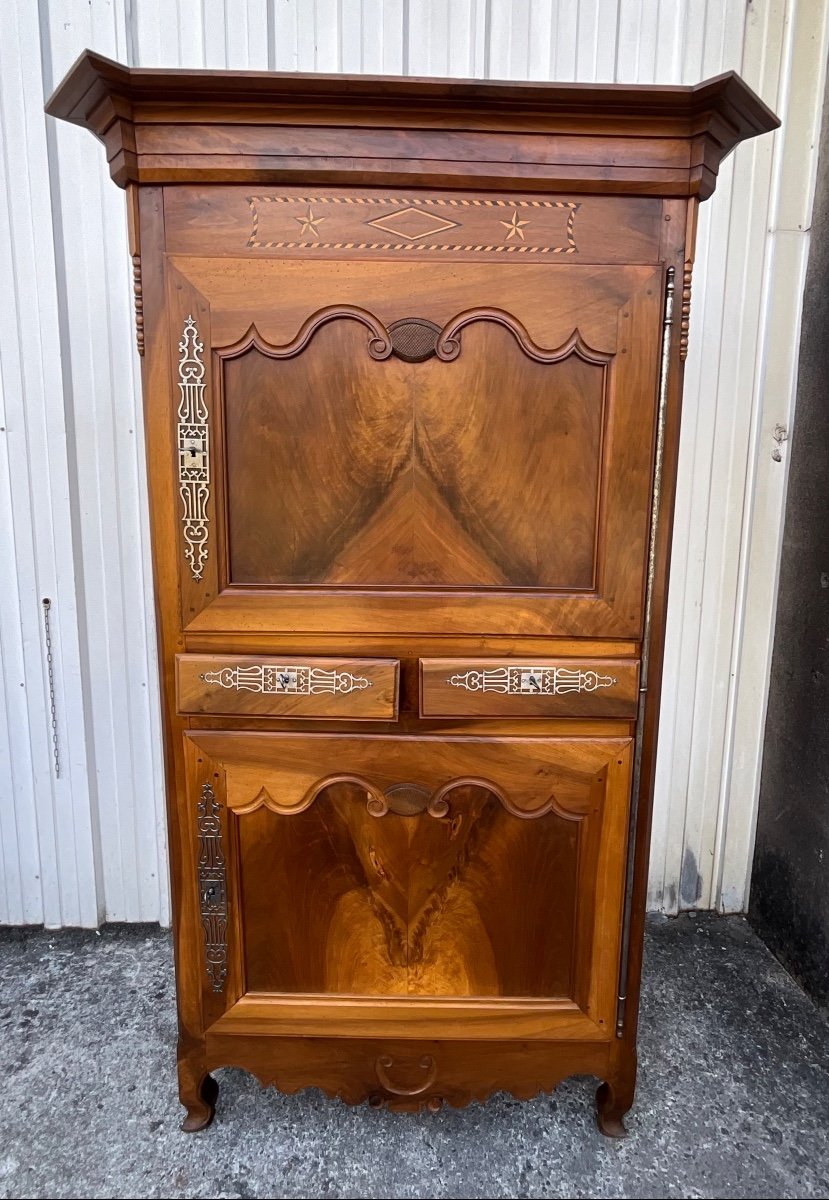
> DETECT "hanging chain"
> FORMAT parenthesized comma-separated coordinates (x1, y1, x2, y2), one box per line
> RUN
(41, 598, 60, 779)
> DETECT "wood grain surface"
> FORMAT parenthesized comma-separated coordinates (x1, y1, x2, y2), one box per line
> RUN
(44, 51, 778, 1132)
(187, 730, 632, 1029)
(420, 657, 639, 718)
(169, 254, 662, 638)
(177, 654, 398, 719)
(223, 320, 607, 589)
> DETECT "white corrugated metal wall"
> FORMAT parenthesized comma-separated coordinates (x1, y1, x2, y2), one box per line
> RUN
(1, 0, 826, 926)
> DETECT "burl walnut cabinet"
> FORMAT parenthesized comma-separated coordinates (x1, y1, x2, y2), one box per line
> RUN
(47, 52, 777, 1134)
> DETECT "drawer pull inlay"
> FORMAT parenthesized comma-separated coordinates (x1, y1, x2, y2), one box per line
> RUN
(200, 664, 372, 696)
(178, 315, 210, 581)
(447, 666, 617, 696)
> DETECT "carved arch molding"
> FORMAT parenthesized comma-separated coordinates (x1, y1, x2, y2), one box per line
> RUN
(236, 773, 586, 824)
(216, 304, 612, 367)
(182, 307, 611, 581)
(194, 735, 615, 826)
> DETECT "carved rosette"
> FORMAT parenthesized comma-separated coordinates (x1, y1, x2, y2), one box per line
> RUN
(366, 783, 450, 820)
(178, 316, 209, 580)
(197, 781, 227, 994)
(200, 663, 371, 695)
(447, 665, 617, 695)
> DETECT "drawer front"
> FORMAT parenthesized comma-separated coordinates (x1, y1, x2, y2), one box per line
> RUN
(420, 658, 638, 718)
(177, 655, 399, 719)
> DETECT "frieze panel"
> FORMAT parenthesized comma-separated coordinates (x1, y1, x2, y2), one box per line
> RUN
(246, 194, 580, 256)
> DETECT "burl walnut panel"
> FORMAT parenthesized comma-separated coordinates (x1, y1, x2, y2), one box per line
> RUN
(169, 254, 664, 639)
(46, 52, 779, 1135)
(223, 320, 606, 589)
(186, 730, 632, 1023)
(237, 787, 579, 998)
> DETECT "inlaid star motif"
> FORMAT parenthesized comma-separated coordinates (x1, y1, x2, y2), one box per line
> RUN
(500, 209, 530, 241)
(295, 205, 325, 238)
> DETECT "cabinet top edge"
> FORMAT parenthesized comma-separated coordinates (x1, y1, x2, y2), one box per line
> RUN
(44, 50, 779, 199)
(46, 49, 779, 130)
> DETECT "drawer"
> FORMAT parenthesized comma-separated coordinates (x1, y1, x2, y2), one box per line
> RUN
(419, 658, 638, 718)
(176, 655, 399, 720)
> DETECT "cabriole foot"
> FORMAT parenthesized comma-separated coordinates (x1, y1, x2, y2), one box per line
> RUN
(596, 1080, 631, 1139)
(180, 1071, 219, 1132)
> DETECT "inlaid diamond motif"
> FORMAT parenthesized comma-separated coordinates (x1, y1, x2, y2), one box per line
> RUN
(366, 207, 460, 240)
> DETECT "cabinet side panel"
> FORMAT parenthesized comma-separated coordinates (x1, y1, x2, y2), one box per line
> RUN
(137, 187, 206, 1052)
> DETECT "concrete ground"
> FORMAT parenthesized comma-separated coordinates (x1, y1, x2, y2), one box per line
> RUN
(0, 915, 827, 1200)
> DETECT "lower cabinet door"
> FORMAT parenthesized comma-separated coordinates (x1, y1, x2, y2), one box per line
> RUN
(184, 731, 632, 1041)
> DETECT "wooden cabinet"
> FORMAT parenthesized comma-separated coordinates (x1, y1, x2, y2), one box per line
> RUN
(47, 53, 777, 1134)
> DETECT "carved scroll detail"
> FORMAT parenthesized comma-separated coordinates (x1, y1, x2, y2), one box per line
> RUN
(178, 316, 209, 580)
(200, 663, 371, 696)
(218, 307, 607, 370)
(376, 783, 432, 816)
(197, 781, 227, 994)
(219, 306, 392, 362)
(233, 773, 578, 823)
(367, 782, 452, 820)
(447, 665, 617, 696)
(680, 261, 693, 360)
(436, 309, 609, 364)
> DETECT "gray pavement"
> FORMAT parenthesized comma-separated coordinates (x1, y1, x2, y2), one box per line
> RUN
(0, 913, 827, 1199)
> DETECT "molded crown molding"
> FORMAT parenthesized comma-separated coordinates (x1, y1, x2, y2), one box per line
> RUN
(45, 50, 779, 198)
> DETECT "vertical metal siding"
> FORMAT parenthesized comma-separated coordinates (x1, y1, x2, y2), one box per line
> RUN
(0, 0, 102, 926)
(0, 0, 824, 925)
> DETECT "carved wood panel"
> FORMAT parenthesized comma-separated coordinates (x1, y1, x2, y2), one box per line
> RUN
(221, 313, 609, 590)
(236, 785, 581, 997)
(186, 732, 632, 1019)
(163, 258, 665, 637)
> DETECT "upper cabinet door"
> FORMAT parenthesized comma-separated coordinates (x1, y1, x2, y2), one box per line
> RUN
(165, 188, 664, 640)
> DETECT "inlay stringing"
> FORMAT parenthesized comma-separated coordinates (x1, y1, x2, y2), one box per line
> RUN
(447, 666, 618, 695)
(178, 315, 209, 580)
(200, 664, 372, 695)
(245, 194, 580, 254)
